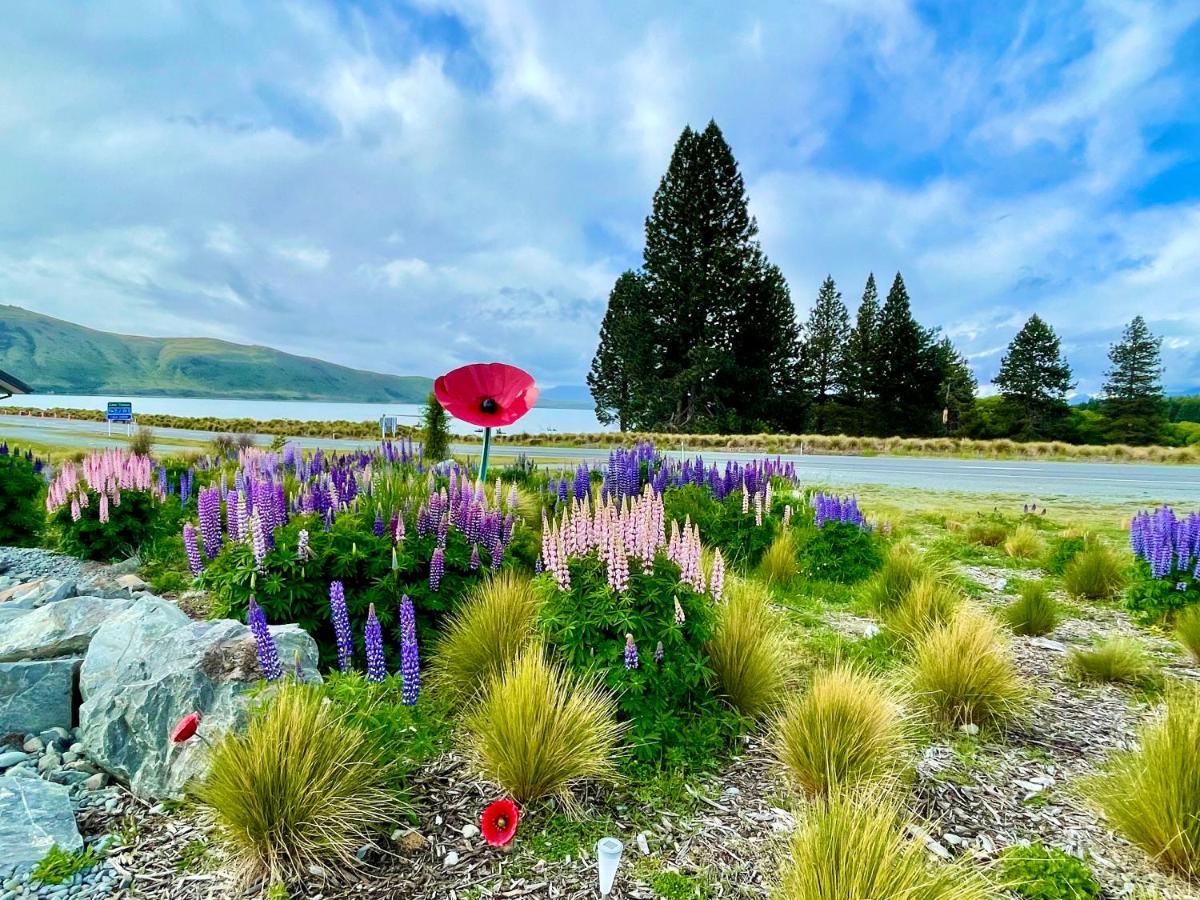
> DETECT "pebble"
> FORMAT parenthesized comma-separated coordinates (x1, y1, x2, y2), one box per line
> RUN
(0, 751, 29, 769)
(444, 851, 460, 868)
(460, 824, 479, 839)
(22, 737, 44, 755)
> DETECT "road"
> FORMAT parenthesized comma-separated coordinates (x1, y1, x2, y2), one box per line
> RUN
(4, 413, 1200, 503)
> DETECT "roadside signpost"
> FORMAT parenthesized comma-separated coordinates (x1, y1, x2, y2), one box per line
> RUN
(107, 401, 133, 437)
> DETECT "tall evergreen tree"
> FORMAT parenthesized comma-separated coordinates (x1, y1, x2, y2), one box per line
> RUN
(873, 273, 935, 435)
(993, 314, 1074, 440)
(1101, 315, 1166, 445)
(802, 275, 850, 431)
(422, 392, 451, 462)
(588, 271, 653, 431)
(841, 273, 880, 433)
(932, 337, 978, 435)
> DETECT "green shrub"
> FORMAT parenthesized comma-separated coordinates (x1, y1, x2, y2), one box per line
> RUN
(1067, 637, 1161, 688)
(1003, 581, 1062, 637)
(759, 530, 799, 586)
(795, 521, 883, 584)
(771, 664, 909, 798)
(421, 392, 451, 462)
(1126, 559, 1200, 622)
(192, 682, 399, 886)
(1086, 683, 1200, 879)
(706, 575, 795, 719)
(881, 574, 962, 646)
(537, 555, 732, 766)
(31, 845, 100, 886)
(662, 485, 776, 569)
(1175, 606, 1200, 664)
(52, 488, 163, 562)
(965, 514, 1009, 547)
(129, 425, 155, 456)
(907, 609, 1027, 729)
(1063, 545, 1127, 600)
(1004, 524, 1045, 561)
(430, 571, 542, 701)
(465, 647, 622, 804)
(1044, 531, 1097, 576)
(862, 542, 932, 613)
(773, 788, 990, 900)
(0, 450, 44, 546)
(998, 842, 1101, 899)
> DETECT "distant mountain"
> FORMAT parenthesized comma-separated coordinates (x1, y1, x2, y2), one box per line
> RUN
(0, 305, 433, 403)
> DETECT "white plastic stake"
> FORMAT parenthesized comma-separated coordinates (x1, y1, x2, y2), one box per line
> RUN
(596, 836, 624, 896)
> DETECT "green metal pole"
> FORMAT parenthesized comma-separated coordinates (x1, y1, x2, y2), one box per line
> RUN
(479, 426, 492, 484)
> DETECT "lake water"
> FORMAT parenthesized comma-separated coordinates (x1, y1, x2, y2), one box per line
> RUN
(2, 394, 610, 436)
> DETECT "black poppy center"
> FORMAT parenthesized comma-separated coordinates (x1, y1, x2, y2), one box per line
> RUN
(480, 397, 499, 414)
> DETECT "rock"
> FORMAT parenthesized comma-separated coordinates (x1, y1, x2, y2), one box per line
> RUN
(0, 751, 29, 770)
(0, 596, 135, 663)
(39, 727, 71, 749)
(81, 773, 107, 791)
(22, 737, 43, 754)
(79, 597, 320, 798)
(0, 658, 81, 735)
(461, 823, 479, 840)
(106, 557, 142, 576)
(0, 777, 82, 873)
(37, 752, 61, 774)
(958, 723, 980, 736)
(0, 608, 32, 627)
(395, 830, 427, 853)
(444, 850, 460, 867)
(114, 574, 150, 594)
(1029, 637, 1068, 653)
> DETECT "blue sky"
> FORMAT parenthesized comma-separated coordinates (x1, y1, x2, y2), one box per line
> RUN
(2, 1, 1198, 396)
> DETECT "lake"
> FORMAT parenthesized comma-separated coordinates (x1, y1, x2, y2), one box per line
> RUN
(2, 394, 611, 436)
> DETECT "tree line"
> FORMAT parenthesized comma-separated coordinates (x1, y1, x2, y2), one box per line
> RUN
(589, 121, 1170, 446)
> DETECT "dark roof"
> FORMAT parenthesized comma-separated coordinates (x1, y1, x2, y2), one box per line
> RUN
(0, 368, 32, 396)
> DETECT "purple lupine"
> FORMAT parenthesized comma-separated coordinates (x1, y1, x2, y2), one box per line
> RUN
(248, 597, 283, 681)
(399, 594, 420, 706)
(250, 513, 269, 570)
(469, 543, 481, 570)
(429, 546, 445, 592)
(374, 512, 385, 537)
(364, 603, 386, 683)
(624, 633, 639, 670)
(182, 523, 203, 577)
(297, 528, 310, 560)
(330, 580, 353, 673)
(198, 486, 223, 559)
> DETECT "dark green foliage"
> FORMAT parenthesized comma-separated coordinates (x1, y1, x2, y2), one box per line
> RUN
(536, 556, 736, 766)
(1044, 534, 1088, 575)
(993, 315, 1074, 440)
(802, 276, 850, 431)
(31, 845, 100, 886)
(839, 274, 879, 434)
(999, 843, 1101, 899)
(795, 522, 883, 584)
(589, 271, 654, 431)
(933, 338, 979, 435)
(51, 490, 164, 561)
(1102, 315, 1166, 445)
(0, 452, 44, 546)
(872, 273, 945, 436)
(422, 392, 451, 463)
(1126, 559, 1200, 622)
(662, 485, 776, 569)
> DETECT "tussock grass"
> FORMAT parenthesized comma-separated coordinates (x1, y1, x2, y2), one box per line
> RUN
(882, 574, 962, 646)
(771, 664, 909, 798)
(759, 530, 799, 586)
(430, 571, 542, 701)
(1004, 523, 1045, 560)
(1003, 581, 1062, 637)
(773, 788, 990, 900)
(465, 647, 622, 804)
(1086, 683, 1200, 879)
(907, 609, 1027, 729)
(192, 683, 399, 886)
(1067, 637, 1161, 688)
(706, 575, 796, 719)
(966, 518, 1009, 547)
(862, 542, 932, 614)
(1063, 545, 1127, 600)
(1174, 606, 1200, 664)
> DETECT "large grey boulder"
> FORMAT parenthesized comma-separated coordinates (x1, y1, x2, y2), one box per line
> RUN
(0, 776, 82, 874)
(79, 597, 320, 798)
(0, 658, 82, 735)
(0, 596, 135, 663)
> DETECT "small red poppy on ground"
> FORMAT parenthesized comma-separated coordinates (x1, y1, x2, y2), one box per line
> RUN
(480, 798, 520, 846)
(434, 363, 539, 429)
(171, 712, 201, 743)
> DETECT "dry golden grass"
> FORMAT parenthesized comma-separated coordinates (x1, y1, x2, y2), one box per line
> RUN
(882, 574, 963, 646)
(707, 575, 797, 718)
(1004, 523, 1046, 560)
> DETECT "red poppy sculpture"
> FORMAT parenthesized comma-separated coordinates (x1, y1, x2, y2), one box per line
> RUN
(480, 798, 520, 847)
(171, 711, 201, 744)
(434, 363, 538, 482)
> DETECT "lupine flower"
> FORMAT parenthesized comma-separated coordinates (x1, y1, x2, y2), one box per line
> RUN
(330, 581, 353, 673)
(250, 513, 269, 570)
(430, 546, 445, 592)
(674, 597, 686, 625)
(469, 543, 481, 570)
(198, 486, 223, 559)
(99, 492, 110, 524)
(654, 641, 664, 663)
(399, 595, 420, 706)
(183, 523, 203, 577)
(374, 512, 385, 537)
(710, 549, 725, 602)
(248, 597, 283, 681)
(365, 603, 386, 683)
(480, 798, 520, 847)
(624, 633, 639, 669)
(297, 528, 310, 560)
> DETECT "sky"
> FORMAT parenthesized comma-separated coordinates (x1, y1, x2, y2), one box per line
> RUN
(1, 1, 1199, 397)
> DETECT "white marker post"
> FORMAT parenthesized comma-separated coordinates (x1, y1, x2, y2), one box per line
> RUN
(596, 837, 624, 897)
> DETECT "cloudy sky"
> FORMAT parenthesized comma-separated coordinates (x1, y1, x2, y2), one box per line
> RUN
(2, 1, 1198, 396)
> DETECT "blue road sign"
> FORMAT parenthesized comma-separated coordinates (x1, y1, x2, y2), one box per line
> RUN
(106, 402, 133, 422)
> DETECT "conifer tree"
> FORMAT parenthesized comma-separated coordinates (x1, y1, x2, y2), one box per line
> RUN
(1101, 315, 1166, 445)
(588, 271, 653, 431)
(802, 276, 850, 431)
(932, 337, 978, 435)
(422, 392, 451, 462)
(993, 314, 1074, 440)
(842, 273, 880, 433)
(873, 273, 934, 435)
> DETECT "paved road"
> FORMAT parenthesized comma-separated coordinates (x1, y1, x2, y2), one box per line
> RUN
(4, 413, 1199, 503)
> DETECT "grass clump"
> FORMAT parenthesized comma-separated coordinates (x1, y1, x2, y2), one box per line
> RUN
(773, 788, 990, 900)
(759, 530, 799, 586)
(965, 515, 1009, 547)
(706, 575, 795, 719)
(771, 664, 909, 798)
(907, 609, 1026, 730)
(1004, 524, 1045, 561)
(1063, 545, 1127, 600)
(881, 574, 962, 646)
(862, 542, 931, 614)
(465, 647, 622, 805)
(1174, 605, 1200, 664)
(192, 682, 398, 886)
(1003, 581, 1062, 637)
(430, 571, 542, 701)
(998, 842, 1101, 899)
(1067, 637, 1161, 689)
(31, 845, 101, 886)
(1086, 683, 1200, 879)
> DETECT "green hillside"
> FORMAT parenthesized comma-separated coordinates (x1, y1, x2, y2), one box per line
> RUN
(0, 305, 433, 402)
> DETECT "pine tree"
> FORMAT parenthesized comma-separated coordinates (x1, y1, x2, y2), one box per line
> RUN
(932, 337, 978, 435)
(993, 314, 1074, 440)
(873, 273, 935, 435)
(1101, 315, 1166, 445)
(422, 392, 451, 462)
(588, 271, 653, 431)
(841, 273, 880, 433)
(802, 275, 850, 431)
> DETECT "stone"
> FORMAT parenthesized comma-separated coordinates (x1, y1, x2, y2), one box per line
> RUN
(444, 850, 460, 867)
(79, 597, 320, 798)
(0, 752, 29, 770)
(0, 597, 135, 663)
(114, 574, 150, 594)
(22, 737, 43, 755)
(0, 777, 82, 874)
(0, 658, 81, 735)
(81, 773, 107, 792)
(0, 608, 32, 627)
(460, 823, 479, 839)
(37, 752, 60, 774)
